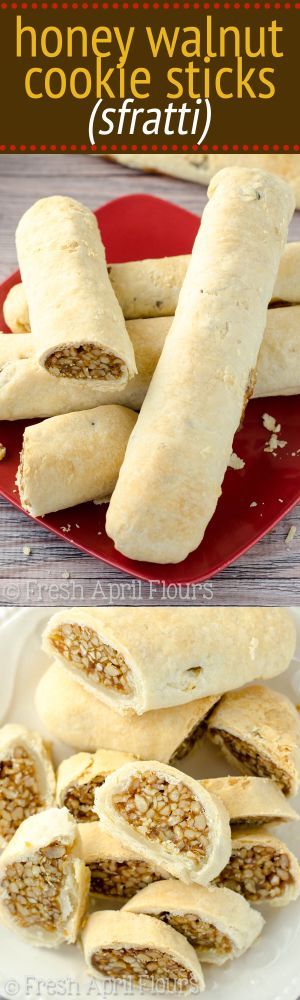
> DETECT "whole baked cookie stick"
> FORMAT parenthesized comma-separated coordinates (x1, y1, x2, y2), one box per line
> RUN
(6, 242, 300, 332)
(106, 167, 294, 563)
(17, 404, 137, 517)
(42, 607, 296, 714)
(15, 196, 137, 385)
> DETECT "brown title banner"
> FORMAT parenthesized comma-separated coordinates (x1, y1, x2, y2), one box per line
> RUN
(0, 4, 299, 152)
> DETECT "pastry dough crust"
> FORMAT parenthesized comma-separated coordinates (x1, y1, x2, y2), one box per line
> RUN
(202, 776, 299, 826)
(124, 878, 264, 964)
(16, 196, 136, 384)
(43, 607, 296, 714)
(35, 662, 219, 760)
(207, 685, 300, 796)
(106, 168, 294, 562)
(56, 748, 137, 816)
(0, 806, 90, 946)
(0, 724, 56, 847)
(217, 827, 300, 907)
(17, 404, 137, 516)
(94, 760, 231, 885)
(104, 152, 300, 209)
(82, 908, 205, 991)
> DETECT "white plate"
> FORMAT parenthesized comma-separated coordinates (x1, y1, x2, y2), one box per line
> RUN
(0, 608, 299, 1000)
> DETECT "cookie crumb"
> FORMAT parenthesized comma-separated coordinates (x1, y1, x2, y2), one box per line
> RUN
(62, 571, 70, 579)
(22, 545, 31, 556)
(0, 444, 6, 461)
(61, 524, 71, 534)
(285, 526, 297, 545)
(262, 413, 281, 434)
(264, 433, 287, 454)
(250, 502, 257, 508)
(229, 452, 245, 471)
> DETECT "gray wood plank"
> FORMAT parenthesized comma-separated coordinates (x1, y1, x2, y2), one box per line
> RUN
(0, 154, 299, 606)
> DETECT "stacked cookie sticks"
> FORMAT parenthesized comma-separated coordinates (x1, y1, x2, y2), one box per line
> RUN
(0, 607, 299, 991)
(1, 166, 298, 561)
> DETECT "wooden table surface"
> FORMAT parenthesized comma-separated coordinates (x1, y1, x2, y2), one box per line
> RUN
(0, 153, 299, 607)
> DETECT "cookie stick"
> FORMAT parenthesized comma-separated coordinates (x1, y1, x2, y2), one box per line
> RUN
(17, 404, 137, 517)
(0, 303, 300, 423)
(0, 724, 56, 848)
(0, 319, 167, 419)
(207, 685, 300, 796)
(5, 241, 300, 334)
(216, 828, 300, 907)
(43, 606, 296, 714)
(56, 749, 137, 821)
(124, 879, 264, 964)
(254, 304, 300, 396)
(201, 776, 299, 827)
(106, 168, 294, 563)
(82, 909, 205, 991)
(16, 196, 137, 385)
(0, 807, 90, 947)
(104, 151, 300, 209)
(35, 663, 220, 761)
(79, 823, 169, 898)
(95, 759, 231, 885)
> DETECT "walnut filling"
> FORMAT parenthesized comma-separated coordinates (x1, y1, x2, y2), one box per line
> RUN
(45, 344, 127, 381)
(209, 729, 291, 794)
(0, 746, 43, 842)
(63, 776, 105, 822)
(1, 841, 70, 931)
(89, 860, 164, 898)
(158, 912, 232, 955)
(170, 722, 205, 763)
(49, 623, 133, 696)
(269, 300, 291, 309)
(231, 816, 284, 828)
(91, 946, 197, 990)
(113, 772, 209, 862)
(216, 845, 293, 901)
